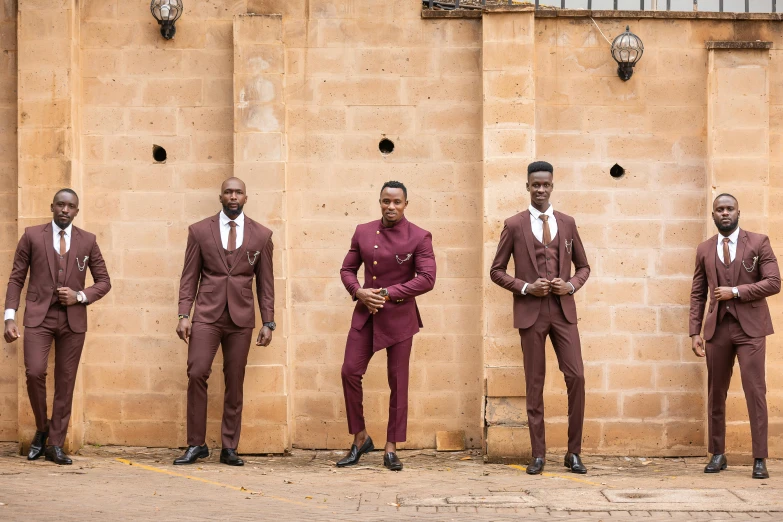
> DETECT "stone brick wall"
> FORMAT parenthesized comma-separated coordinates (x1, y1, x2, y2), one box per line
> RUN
(0, 0, 16, 441)
(4, 1, 782, 458)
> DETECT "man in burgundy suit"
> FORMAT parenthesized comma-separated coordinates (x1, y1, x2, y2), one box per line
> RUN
(3, 189, 111, 465)
(336, 181, 436, 471)
(490, 161, 590, 475)
(690, 193, 780, 479)
(175, 177, 275, 467)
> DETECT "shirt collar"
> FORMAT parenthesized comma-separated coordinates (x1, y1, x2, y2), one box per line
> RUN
(720, 227, 740, 244)
(52, 221, 73, 237)
(529, 204, 554, 219)
(220, 211, 244, 228)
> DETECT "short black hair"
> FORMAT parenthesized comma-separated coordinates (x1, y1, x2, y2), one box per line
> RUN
(54, 188, 79, 203)
(380, 180, 407, 200)
(527, 161, 553, 177)
(714, 193, 738, 205)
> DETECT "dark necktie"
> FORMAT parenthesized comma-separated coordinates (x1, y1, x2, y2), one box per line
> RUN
(228, 221, 237, 252)
(723, 237, 731, 267)
(59, 230, 66, 256)
(540, 215, 551, 245)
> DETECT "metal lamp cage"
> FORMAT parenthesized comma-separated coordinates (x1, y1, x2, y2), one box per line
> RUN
(150, 0, 184, 23)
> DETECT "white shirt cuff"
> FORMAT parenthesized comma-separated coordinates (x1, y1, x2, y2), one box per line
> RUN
(521, 283, 528, 295)
(567, 282, 575, 294)
(4, 309, 15, 321)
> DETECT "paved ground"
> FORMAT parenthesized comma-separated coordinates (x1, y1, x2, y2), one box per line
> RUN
(0, 443, 781, 521)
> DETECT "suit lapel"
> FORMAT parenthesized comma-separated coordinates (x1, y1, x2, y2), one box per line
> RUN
(210, 214, 230, 272)
(733, 230, 748, 283)
(520, 211, 539, 275)
(43, 223, 57, 286)
(706, 235, 718, 290)
(231, 218, 250, 274)
(555, 211, 568, 278)
(64, 227, 80, 283)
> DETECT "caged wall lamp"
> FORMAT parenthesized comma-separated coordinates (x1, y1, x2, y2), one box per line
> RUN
(150, 0, 184, 40)
(611, 26, 644, 81)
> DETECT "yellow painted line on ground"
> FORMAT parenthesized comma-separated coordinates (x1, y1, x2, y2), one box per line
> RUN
(115, 458, 324, 508)
(508, 464, 607, 487)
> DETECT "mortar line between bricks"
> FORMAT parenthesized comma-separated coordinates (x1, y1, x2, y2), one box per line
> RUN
(507, 465, 608, 487)
(115, 458, 325, 509)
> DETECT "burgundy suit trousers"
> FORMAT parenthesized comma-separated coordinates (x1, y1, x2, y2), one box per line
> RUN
(187, 307, 253, 449)
(341, 318, 413, 443)
(706, 314, 768, 458)
(23, 305, 85, 447)
(518, 295, 585, 458)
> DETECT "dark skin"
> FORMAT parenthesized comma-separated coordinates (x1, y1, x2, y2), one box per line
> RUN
(4, 192, 82, 343)
(175, 178, 273, 348)
(525, 171, 570, 297)
(692, 195, 741, 358)
(353, 186, 408, 454)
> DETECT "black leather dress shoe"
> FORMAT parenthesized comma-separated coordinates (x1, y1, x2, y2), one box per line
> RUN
(383, 452, 403, 471)
(704, 454, 727, 473)
(564, 452, 587, 474)
(753, 458, 769, 479)
(220, 448, 244, 466)
(526, 457, 545, 475)
(28, 430, 48, 461)
(173, 444, 209, 465)
(44, 445, 72, 465)
(336, 436, 374, 467)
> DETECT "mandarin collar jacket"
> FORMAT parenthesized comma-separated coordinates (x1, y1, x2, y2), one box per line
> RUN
(340, 216, 436, 350)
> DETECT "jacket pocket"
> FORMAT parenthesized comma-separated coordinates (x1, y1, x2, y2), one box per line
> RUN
(241, 288, 253, 298)
(199, 285, 214, 293)
(26, 292, 38, 302)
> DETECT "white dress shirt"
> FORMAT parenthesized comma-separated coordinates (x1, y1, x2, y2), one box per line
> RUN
(521, 205, 574, 296)
(5, 222, 83, 321)
(219, 211, 245, 250)
(717, 226, 740, 263)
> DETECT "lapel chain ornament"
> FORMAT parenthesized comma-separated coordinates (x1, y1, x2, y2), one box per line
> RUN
(76, 256, 89, 272)
(247, 251, 261, 266)
(743, 256, 759, 273)
(565, 240, 573, 254)
(396, 254, 412, 264)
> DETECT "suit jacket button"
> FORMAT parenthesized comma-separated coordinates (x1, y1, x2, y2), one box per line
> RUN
(374, 245, 378, 249)
(372, 276, 377, 280)
(373, 261, 377, 265)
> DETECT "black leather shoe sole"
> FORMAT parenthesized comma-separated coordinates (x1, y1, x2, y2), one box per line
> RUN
(44, 455, 72, 465)
(220, 456, 244, 466)
(173, 448, 209, 465)
(384, 459, 403, 471)
(704, 464, 727, 473)
(336, 439, 375, 468)
(752, 472, 769, 479)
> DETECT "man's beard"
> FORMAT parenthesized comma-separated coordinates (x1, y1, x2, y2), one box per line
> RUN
(714, 215, 739, 234)
(223, 203, 244, 218)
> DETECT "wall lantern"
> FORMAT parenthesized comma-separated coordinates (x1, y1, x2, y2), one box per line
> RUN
(150, 0, 184, 40)
(611, 26, 644, 81)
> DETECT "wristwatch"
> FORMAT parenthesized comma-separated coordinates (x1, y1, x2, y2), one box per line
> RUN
(76, 292, 84, 304)
(263, 322, 276, 331)
(178, 314, 189, 320)
(732, 287, 739, 299)
(379, 288, 390, 301)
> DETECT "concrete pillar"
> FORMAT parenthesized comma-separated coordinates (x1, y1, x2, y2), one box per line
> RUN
(482, 10, 536, 462)
(17, 0, 82, 452)
(233, 13, 289, 453)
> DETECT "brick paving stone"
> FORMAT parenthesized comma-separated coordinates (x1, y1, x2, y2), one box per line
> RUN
(630, 512, 652, 517)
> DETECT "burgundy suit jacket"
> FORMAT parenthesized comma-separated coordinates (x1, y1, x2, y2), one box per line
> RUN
(340, 217, 436, 350)
(690, 230, 780, 340)
(4, 223, 111, 333)
(178, 213, 274, 328)
(490, 210, 590, 330)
